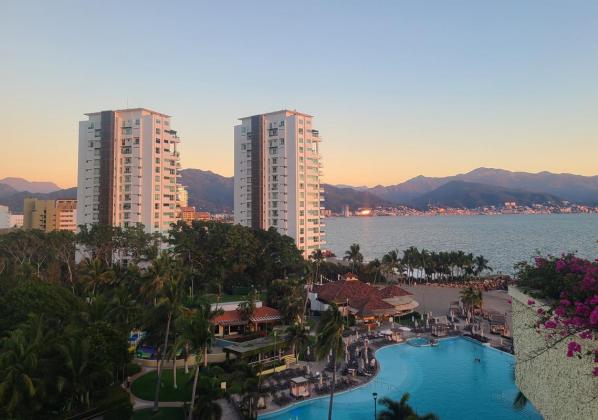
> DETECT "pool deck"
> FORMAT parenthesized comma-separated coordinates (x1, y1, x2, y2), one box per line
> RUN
(258, 284, 513, 417)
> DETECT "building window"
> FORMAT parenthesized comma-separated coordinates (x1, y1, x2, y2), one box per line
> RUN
(156, 128, 161, 134)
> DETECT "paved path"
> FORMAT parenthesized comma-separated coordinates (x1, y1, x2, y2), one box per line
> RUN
(125, 366, 242, 419)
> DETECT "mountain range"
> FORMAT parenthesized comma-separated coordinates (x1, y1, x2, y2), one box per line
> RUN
(1, 167, 597, 213)
(367, 167, 598, 205)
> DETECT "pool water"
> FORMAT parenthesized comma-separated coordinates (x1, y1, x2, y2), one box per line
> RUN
(260, 337, 542, 420)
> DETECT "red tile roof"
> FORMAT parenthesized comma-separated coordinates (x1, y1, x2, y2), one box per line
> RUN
(211, 306, 282, 326)
(315, 276, 413, 317)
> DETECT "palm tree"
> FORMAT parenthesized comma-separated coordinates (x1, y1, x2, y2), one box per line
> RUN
(316, 304, 345, 420)
(343, 243, 363, 272)
(58, 335, 112, 408)
(378, 393, 438, 420)
(194, 376, 223, 420)
(366, 258, 383, 284)
(80, 257, 114, 297)
(179, 302, 221, 420)
(0, 316, 46, 418)
(382, 249, 402, 282)
(150, 270, 187, 412)
(286, 322, 309, 361)
(460, 286, 482, 321)
(474, 255, 492, 277)
(309, 249, 325, 283)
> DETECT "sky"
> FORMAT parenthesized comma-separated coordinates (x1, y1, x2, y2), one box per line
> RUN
(1, 1, 598, 188)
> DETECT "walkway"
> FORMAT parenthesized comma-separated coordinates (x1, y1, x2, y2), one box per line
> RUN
(124, 366, 242, 419)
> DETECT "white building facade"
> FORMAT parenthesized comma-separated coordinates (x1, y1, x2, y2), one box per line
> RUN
(77, 108, 181, 233)
(0, 205, 10, 229)
(234, 110, 325, 257)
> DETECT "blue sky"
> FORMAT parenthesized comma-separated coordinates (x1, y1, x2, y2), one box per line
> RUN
(1, 1, 598, 187)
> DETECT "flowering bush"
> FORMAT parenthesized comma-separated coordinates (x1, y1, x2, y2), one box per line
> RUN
(515, 254, 598, 377)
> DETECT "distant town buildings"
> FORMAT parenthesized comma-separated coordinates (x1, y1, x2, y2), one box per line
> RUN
(0, 205, 9, 229)
(180, 206, 211, 224)
(177, 185, 189, 208)
(9, 214, 23, 228)
(77, 108, 181, 233)
(234, 110, 325, 257)
(23, 198, 77, 232)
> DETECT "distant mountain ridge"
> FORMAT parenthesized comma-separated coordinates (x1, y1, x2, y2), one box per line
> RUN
(1, 167, 596, 213)
(178, 169, 386, 213)
(369, 168, 598, 205)
(408, 180, 562, 209)
(0, 177, 61, 194)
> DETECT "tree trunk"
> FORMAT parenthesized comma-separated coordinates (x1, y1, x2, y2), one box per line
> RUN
(173, 355, 178, 389)
(184, 344, 190, 374)
(153, 311, 172, 412)
(327, 349, 337, 420)
(188, 347, 208, 420)
(188, 349, 202, 420)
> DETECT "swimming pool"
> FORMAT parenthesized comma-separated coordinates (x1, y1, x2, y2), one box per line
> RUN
(259, 337, 542, 419)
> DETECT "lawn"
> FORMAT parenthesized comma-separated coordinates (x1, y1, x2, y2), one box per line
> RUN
(131, 369, 194, 401)
(132, 407, 185, 420)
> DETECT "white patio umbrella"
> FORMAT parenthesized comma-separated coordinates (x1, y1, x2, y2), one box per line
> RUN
(364, 339, 369, 366)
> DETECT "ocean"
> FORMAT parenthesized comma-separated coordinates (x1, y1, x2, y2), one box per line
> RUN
(324, 213, 598, 274)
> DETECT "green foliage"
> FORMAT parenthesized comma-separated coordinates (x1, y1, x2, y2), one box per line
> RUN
(378, 393, 439, 420)
(126, 362, 142, 376)
(514, 254, 578, 299)
(0, 280, 83, 337)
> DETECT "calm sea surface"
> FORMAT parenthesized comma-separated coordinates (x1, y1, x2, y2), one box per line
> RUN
(324, 214, 598, 274)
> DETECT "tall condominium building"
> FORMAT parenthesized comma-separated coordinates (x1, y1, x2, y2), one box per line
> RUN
(77, 108, 181, 233)
(23, 198, 77, 232)
(234, 110, 325, 257)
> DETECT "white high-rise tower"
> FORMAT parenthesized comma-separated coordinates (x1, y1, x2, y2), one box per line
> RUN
(77, 108, 181, 233)
(234, 110, 325, 257)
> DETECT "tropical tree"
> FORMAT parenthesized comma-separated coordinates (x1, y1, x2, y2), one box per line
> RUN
(378, 393, 438, 420)
(343, 243, 363, 272)
(0, 316, 46, 418)
(316, 304, 345, 420)
(286, 322, 309, 361)
(309, 249, 325, 283)
(149, 270, 187, 412)
(57, 335, 112, 408)
(194, 375, 224, 420)
(80, 257, 114, 297)
(366, 258, 383, 284)
(382, 249, 402, 281)
(460, 286, 483, 320)
(474, 255, 492, 277)
(179, 302, 220, 420)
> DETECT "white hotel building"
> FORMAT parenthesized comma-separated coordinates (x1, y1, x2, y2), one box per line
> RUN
(234, 110, 325, 257)
(77, 108, 181, 233)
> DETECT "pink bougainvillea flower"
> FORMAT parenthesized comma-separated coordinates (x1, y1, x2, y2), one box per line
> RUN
(544, 320, 557, 329)
(579, 330, 593, 340)
(566, 341, 582, 357)
(527, 299, 535, 305)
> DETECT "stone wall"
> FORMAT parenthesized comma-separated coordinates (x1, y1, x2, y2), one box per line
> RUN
(509, 286, 598, 420)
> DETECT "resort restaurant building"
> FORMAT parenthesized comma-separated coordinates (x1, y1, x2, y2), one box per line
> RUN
(211, 301, 283, 338)
(308, 273, 419, 323)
